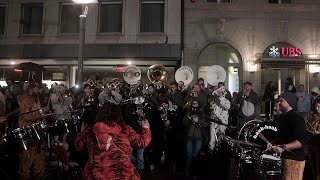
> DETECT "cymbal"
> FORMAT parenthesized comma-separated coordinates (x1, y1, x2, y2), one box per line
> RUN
(232, 140, 262, 148)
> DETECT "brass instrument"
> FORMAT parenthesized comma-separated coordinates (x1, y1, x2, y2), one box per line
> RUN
(158, 103, 171, 129)
(147, 64, 168, 83)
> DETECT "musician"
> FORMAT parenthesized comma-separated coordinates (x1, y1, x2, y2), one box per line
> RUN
(98, 82, 122, 105)
(50, 84, 73, 170)
(268, 92, 307, 180)
(197, 78, 205, 91)
(237, 81, 260, 130)
(75, 84, 98, 126)
(185, 84, 207, 108)
(208, 86, 231, 151)
(183, 99, 208, 176)
(50, 84, 73, 120)
(178, 80, 190, 99)
(5, 78, 23, 130)
(307, 99, 320, 180)
(218, 82, 232, 101)
(16, 83, 48, 180)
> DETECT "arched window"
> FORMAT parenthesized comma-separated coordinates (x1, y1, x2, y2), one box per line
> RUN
(198, 43, 242, 93)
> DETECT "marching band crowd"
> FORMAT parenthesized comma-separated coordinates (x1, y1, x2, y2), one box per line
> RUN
(0, 75, 319, 180)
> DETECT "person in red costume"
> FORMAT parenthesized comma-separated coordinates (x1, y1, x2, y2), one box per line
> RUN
(75, 101, 151, 180)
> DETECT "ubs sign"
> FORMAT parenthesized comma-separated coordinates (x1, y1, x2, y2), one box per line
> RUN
(264, 42, 303, 59)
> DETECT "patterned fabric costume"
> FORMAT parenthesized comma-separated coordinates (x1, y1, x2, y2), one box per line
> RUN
(17, 93, 46, 180)
(75, 122, 151, 180)
(308, 114, 320, 180)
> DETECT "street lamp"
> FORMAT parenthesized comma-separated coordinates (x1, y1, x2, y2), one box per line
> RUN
(72, 0, 98, 86)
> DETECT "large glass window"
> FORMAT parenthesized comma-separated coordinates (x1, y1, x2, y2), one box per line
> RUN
(99, 1, 123, 33)
(21, 3, 43, 35)
(140, 0, 164, 33)
(59, 3, 81, 34)
(0, 5, 6, 35)
(198, 43, 242, 93)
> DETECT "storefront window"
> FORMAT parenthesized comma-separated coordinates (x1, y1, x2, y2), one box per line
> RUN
(198, 43, 242, 93)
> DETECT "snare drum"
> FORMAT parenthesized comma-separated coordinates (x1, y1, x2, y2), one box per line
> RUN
(259, 154, 282, 176)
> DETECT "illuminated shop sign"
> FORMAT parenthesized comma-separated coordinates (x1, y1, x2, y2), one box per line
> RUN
(264, 42, 303, 59)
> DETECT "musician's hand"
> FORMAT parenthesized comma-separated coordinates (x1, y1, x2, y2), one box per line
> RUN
(272, 146, 284, 154)
(315, 130, 320, 135)
(267, 142, 273, 150)
(80, 122, 88, 132)
(192, 116, 199, 123)
(165, 120, 170, 127)
(0, 116, 6, 123)
(141, 120, 150, 128)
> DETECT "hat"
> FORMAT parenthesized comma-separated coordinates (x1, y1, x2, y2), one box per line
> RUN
(280, 92, 297, 109)
(311, 86, 320, 95)
(244, 81, 252, 86)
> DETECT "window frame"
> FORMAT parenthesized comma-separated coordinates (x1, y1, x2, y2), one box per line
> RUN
(20, 3, 45, 36)
(139, 0, 166, 35)
(0, 4, 7, 37)
(97, 0, 124, 35)
(58, 2, 81, 35)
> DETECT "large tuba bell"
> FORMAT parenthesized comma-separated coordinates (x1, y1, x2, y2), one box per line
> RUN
(123, 65, 141, 85)
(175, 66, 194, 85)
(147, 64, 168, 83)
(206, 65, 226, 86)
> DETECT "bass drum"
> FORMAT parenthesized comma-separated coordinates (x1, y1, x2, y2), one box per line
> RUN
(248, 120, 279, 147)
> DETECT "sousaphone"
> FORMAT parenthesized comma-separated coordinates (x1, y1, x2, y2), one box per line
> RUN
(175, 66, 194, 85)
(147, 64, 168, 83)
(123, 65, 141, 85)
(206, 65, 226, 86)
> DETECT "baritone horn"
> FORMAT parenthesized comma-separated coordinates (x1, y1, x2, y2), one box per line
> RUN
(147, 64, 168, 83)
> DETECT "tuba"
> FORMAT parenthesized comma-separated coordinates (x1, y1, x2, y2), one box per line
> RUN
(147, 64, 168, 83)
(206, 65, 226, 86)
(175, 66, 194, 86)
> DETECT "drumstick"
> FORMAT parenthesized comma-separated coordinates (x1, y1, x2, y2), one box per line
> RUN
(258, 133, 270, 144)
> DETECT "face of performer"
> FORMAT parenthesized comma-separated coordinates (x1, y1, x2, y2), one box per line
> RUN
(278, 97, 291, 112)
(192, 84, 201, 93)
(169, 84, 177, 93)
(191, 100, 199, 108)
(208, 85, 215, 93)
(178, 81, 184, 91)
(84, 86, 91, 95)
(244, 84, 252, 93)
(137, 80, 142, 86)
(32, 87, 39, 97)
(148, 86, 155, 94)
(315, 103, 320, 114)
(216, 90, 223, 97)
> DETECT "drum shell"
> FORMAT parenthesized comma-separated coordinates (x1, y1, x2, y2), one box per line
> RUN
(259, 154, 282, 176)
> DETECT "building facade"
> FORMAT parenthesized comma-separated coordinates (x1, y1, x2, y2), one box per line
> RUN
(184, 0, 320, 96)
(0, 0, 181, 87)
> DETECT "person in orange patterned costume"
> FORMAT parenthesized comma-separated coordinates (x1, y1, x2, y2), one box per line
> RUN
(308, 99, 320, 180)
(17, 83, 48, 180)
(75, 101, 151, 180)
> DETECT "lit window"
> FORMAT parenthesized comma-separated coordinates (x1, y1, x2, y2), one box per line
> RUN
(99, 1, 123, 33)
(140, 0, 164, 33)
(21, 3, 43, 35)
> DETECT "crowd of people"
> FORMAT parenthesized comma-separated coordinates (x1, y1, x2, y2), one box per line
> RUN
(0, 75, 319, 180)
